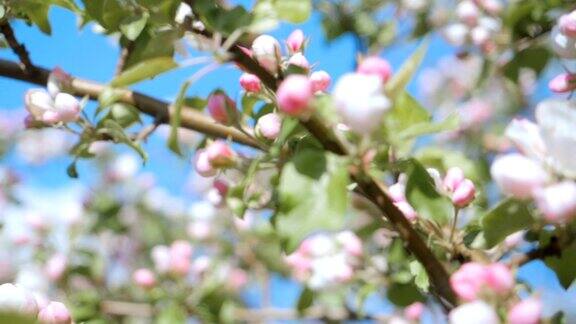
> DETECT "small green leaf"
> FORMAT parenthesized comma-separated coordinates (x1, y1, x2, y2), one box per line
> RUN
(545, 243, 576, 289)
(481, 199, 535, 248)
(167, 81, 191, 156)
(98, 87, 125, 108)
(274, 0, 312, 23)
(67, 161, 79, 178)
(503, 46, 551, 82)
(120, 13, 149, 41)
(409, 261, 430, 292)
(405, 159, 453, 225)
(276, 149, 349, 253)
(387, 282, 425, 307)
(385, 42, 428, 101)
(101, 119, 148, 161)
(184, 96, 208, 110)
(297, 287, 314, 314)
(397, 113, 459, 140)
(111, 57, 177, 87)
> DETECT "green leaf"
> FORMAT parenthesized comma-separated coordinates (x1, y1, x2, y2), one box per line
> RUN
(276, 149, 349, 253)
(109, 103, 141, 128)
(101, 119, 148, 161)
(385, 42, 428, 101)
(111, 57, 177, 87)
(67, 161, 79, 178)
(157, 302, 187, 324)
(120, 13, 149, 41)
(98, 87, 125, 108)
(503, 46, 551, 82)
(405, 159, 453, 225)
(184, 96, 208, 111)
(241, 93, 259, 117)
(167, 81, 191, 156)
(409, 261, 430, 292)
(387, 282, 425, 307)
(481, 199, 535, 248)
(297, 287, 314, 314)
(397, 113, 459, 140)
(273, 0, 312, 23)
(545, 243, 576, 289)
(27, 3, 52, 34)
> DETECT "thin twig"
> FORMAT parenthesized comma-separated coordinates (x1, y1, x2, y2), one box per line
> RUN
(0, 22, 37, 74)
(115, 41, 135, 76)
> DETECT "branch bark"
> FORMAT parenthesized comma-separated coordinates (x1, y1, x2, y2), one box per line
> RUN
(0, 22, 37, 74)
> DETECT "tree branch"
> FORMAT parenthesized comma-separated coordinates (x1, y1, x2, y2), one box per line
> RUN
(0, 22, 37, 74)
(0, 59, 260, 148)
(115, 41, 135, 76)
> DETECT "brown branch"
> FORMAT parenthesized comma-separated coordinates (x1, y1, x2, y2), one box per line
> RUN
(185, 22, 457, 309)
(0, 59, 261, 148)
(0, 22, 37, 74)
(509, 236, 564, 267)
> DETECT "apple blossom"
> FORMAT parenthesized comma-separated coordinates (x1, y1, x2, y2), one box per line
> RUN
(443, 167, 465, 192)
(536, 100, 576, 178)
(450, 262, 487, 301)
(534, 181, 576, 223)
(47, 67, 72, 98)
(456, 1, 480, 26)
(25, 90, 80, 124)
(404, 302, 425, 321)
(194, 149, 217, 177)
(310, 70, 331, 92)
(205, 140, 236, 168)
(490, 154, 549, 199)
(357, 56, 393, 83)
(132, 268, 157, 289)
(174, 2, 192, 24)
(505, 118, 546, 160)
(0, 283, 38, 315)
(239, 73, 262, 93)
(45, 254, 67, 281)
(508, 297, 542, 324)
(549, 73, 576, 93)
(559, 11, 576, 38)
(37, 302, 71, 324)
(484, 263, 514, 294)
(252, 35, 281, 73)
(286, 29, 305, 53)
(256, 113, 282, 140)
(444, 24, 469, 46)
(277, 75, 314, 116)
(332, 73, 391, 134)
(449, 301, 499, 324)
(207, 92, 236, 125)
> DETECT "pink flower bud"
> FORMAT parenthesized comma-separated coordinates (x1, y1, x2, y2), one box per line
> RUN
(444, 167, 465, 192)
(171, 240, 193, 258)
(288, 53, 310, 70)
(194, 149, 217, 177)
(53, 93, 80, 123)
(277, 75, 314, 116)
(456, 1, 480, 26)
(239, 73, 262, 93)
(490, 154, 549, 199)
(534, 181, 576, 223)
(45, 254, 67, 281)
(38, 302, 71, 324)
(169, 255, 191, 276)
(310, 70, 331, 92)
(0, 283, 38, 316)
(508, 297, 542, 324)
(559, 11, 576, 38)
(449, 301, 499, 324)
(133, 268, 157, 289)
(450, 262, 487, 301)
(207, 92, 236, 124)
(47, 67, 72, 98)
(404, 302, 425, 321)
(452, 179, 476, 208)
(252, 35, 281, 73)
(287, 29, 305, 53)
(357, 56, 393, 83)
(484, 263, 514, 294)
(205, 140, 236, 168)
(256, 113, 282, 140)
(549, 73, 576, 93)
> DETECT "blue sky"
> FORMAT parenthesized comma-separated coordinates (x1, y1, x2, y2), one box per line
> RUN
(0, 2, 574, 320)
